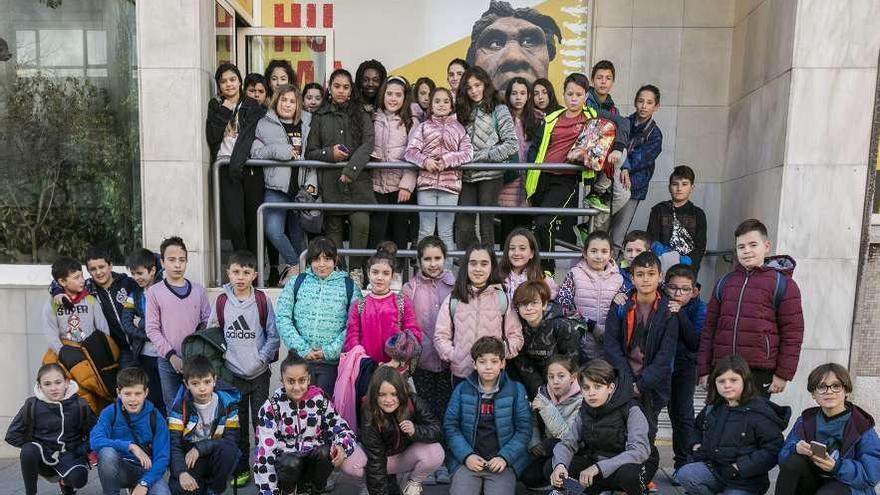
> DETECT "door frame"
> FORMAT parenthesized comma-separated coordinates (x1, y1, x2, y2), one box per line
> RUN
(235, 27, 335, 83)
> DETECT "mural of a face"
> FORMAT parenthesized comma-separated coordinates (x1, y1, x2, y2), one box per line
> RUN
(472, 16, 550, 91)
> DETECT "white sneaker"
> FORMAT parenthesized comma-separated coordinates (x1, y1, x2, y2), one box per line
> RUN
(349, 268, 364, 289)
(402, 480, 423, 495)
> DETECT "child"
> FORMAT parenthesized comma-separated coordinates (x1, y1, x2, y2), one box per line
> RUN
(454, 66, 519, 250)
(520, 355, 582, 490)
(434, 243, 523, 381)
(586, 60, 618, 114)
(122, 248, 166, 414)
(697, 218, 804, 397)
(6, 363, 94, 495)
(446, 58, 469, 98)
(167, 355, 241, 495)
(244, 73, 268, 107)
(404, 86, 474, 251)
(647, 165, 707, 273)
(611, 85, 664, 251)
(497, 228, 558, 302)
(344, 243, 421, 364)
(532, 78, 561, 115)
(498, 77, 540, 236)
(253, 353, 361, 495)
(618, 230, 652, 294)
(549, 359, 652, 495)
(777, 363, 880, 495)
(145, 236, 212, 410)
(664, 264, 707, 475)
(275, 237, 361, 395)
(43, 257, 117, 413)
(676, 355, 790, 495)
(510, 281, 581, 398)
(90, 366, 171, 495)
(302, 82, 323, 114)
(410, 77, 435, 124)
(206, 250, 280, 486)
(555, 230, 623, 352)
(444, 336, 531, 494)
(355, 366, 445, 495)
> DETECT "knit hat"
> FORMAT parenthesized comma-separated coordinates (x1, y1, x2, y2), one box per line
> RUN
(384, 330, 421, 370)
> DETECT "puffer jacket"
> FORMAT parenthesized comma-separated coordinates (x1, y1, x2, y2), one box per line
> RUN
(252, 110, 317, 194)
(401, 270, 456, 372)
(462, 105, 519, 182)
(510, 302, 583, 398)
(371, 110, 417, 194)
(444, 370, 531, 476)
(361, 395, 444, 495)
(167, 382, 240, 477)
(404, 114, 474, 194)
(305, 101, 376, 205)
(697, 255, 804, 380)
(556, 259, 623, 335)
(433, 284, 524, 378)
(529, 381, 582, 451)
(275, 269, 363, 361)
(693, 398, 790, 494)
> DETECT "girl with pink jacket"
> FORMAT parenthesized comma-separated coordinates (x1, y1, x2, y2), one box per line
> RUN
(404, 87, 473, 251)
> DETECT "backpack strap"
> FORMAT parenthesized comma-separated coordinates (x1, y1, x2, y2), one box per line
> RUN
(345, 276, 355, 304)
(496, 288, 509, 345)
(292, 273, 307, 303)
(215, 293, 228, 329)
(395, 293, 405, 332)
(255, 289, 268, 330)
(357, 298, 366, 315)
(713, 272, 732, 304)
(772, 271, 787, 311)
(24, 396, 37, 442)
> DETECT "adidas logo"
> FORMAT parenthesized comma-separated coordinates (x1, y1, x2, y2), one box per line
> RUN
(226, 315, 256, 339)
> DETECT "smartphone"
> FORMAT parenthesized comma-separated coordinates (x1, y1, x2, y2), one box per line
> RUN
(810, 441, 827, 458)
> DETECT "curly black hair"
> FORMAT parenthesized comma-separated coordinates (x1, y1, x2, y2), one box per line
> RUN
(466, 0, 562, 65)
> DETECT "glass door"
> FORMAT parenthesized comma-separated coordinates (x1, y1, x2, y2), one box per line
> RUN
(236, 28, 334, 85)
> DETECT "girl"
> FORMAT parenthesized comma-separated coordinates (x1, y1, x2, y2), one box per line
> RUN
(275, 237, 362, 395)
(253, 353, 362, 495)
(305, 68, 376, 287)
(497, 227, 558, 302)
(344, 243, 421, 365)
(498, 78, 542, 238)
(302, 82, 324, 114)
(244, 72, 269, 107)
(433, 242, 523, 381)
(520, 355, 582, 490)
(509, 281, 581, 398)
(264, 59, 297, 98)
(777, 363, 880, 495)
(556, 230, 622, 346)
(354, 367, 445, 495)
(454, 66, 519, 251)
(446, 58, 469, 98)
(410, 77, 435, 124)
(677, 355, 790, 495)
(5, 363, 94, 495)
(524, 73, 627, 273)
(404, 87, 473, 251)
(532, 78, 561, 114)
(251, 84, 317, 285)
(369, 76, 418, 274)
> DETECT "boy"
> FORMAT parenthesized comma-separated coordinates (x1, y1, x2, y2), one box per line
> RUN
(444, 336, 531, 495)
(587, 60, 618, 114)
(647, 165, 707, 273)
(122, 248, 166, 414)
(168, 355, 241, 495)
(549, 359, 651, 495)
(145, 236, 211, 410)
(617, 230, 652, 294)
(611, 85, 664, 252)
(90, 367, 171, 495)
(50, 246, 139, 368)
(207, 250, 280, 486)
(664, 264, 707, 476)
(697, 218, 804, 397)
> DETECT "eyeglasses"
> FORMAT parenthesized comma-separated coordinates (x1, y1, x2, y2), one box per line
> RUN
(517, 300, 543, 310)
(816, 383, 844, 394)
(666, 285, 693, 294)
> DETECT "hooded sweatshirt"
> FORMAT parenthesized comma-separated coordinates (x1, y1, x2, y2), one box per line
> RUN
(43, 290, 110, 353)
(207, 283, 280, 379)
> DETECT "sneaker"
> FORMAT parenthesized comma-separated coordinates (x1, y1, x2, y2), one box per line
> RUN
(422, 472, 436, 486)
(87, 451, 98, 468)
(231, 470, 251, 488)
(402, 480, 423, 495)
(59, 481, 75, 495)
(585, 193, 611, 213)
(391, 273, 403, 292)
(647, 480, 659, 492)
(435, 465, 451, 484)
(278, 264, 301, 287)
(349, 268, 365, 289)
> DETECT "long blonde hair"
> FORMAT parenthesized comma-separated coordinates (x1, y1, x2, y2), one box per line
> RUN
(270, 83, 303, 124)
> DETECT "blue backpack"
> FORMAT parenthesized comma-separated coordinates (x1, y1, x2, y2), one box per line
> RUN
(713, 270, 787, 310)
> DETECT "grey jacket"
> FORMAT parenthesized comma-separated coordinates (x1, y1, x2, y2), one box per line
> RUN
(529, 383, 583, 449)
(252, 110, 317, 194)
(463, 105, 519, 182)
(43, 294, 110, 353)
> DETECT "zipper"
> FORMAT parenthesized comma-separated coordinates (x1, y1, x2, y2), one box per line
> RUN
(731, 272, 751, 353)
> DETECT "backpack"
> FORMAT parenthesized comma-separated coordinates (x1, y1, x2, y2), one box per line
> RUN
(23, 396, 90, 443)
(713, 270, 787, 311)
(215, 290, 268, 330)
(291, 272, 355, 307)
(110, 402, 158, 456)
(357, 293, 405, 331)
(181, 324, 235, 383)
(448, 287, 509, 343)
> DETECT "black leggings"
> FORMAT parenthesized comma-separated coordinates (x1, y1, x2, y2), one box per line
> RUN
(276, 448, 334, 493)
(20, 443, 88, 495)
(776, 453, 850, 495)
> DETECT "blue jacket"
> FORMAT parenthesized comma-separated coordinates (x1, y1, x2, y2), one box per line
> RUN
(167, 383, 240, 477)
(780, 403, 880, 495)
(623, 113, 662, 201)
(121, 258, 164, 358)
(90, 399, 170, 488)
(675, 297, 707, 371)
(587, 88, 618, 115)
(444, 370, 531, 476)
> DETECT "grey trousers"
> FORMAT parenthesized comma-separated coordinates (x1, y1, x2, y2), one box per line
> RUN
(610, 198, 641, 253)
(450, 466, 516, 495)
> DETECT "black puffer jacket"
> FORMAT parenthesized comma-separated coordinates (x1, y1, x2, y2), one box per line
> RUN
(510, 302, 583, 398)
(693, 397, 790, 493)
(361, 395, 443, 495)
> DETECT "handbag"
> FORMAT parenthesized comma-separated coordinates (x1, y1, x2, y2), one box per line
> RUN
(669, 206, 695, 255)
(294, 186, 323, 234)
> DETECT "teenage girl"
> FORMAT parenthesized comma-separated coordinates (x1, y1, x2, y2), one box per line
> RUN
(498, 77, 542, 237)
(497, 227, 558, 302)
(302, 82, 324, 114)
(410, 77, 436, 124)
(532, 78, 562, 115)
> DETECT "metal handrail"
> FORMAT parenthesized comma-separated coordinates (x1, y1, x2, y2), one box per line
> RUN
(212, 158, 589, 284)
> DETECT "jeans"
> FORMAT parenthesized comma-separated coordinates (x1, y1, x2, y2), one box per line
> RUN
(676, 462, 754, 495)
(169, 440, 240, 495)
(308, 361, 338, 397)
(264, 188, 305, 267)
(157, 357, 182, 412)
(609, 198, 640, 253)
(418, 189, 458, 251)
(138, 355, 166, 416)
(670, 364, 698, 469)
(326, 212, 370, 272)
(456, 178, 502, 250)
(20, 443, 88, 495)
(450, 465, 516, 495)
(231, 370, 271, 474)
(97, 447, 171, 495)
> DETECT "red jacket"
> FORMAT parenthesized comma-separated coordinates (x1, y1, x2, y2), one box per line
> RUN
(697, 255, 804, 380)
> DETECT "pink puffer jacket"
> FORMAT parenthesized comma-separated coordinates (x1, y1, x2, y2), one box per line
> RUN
(371, 110, 417, 194)
(404, 114, 474, 194)
(402, 270, 456, 372)
(433, 284, 523, 378)
(558, 260, 623, 335)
